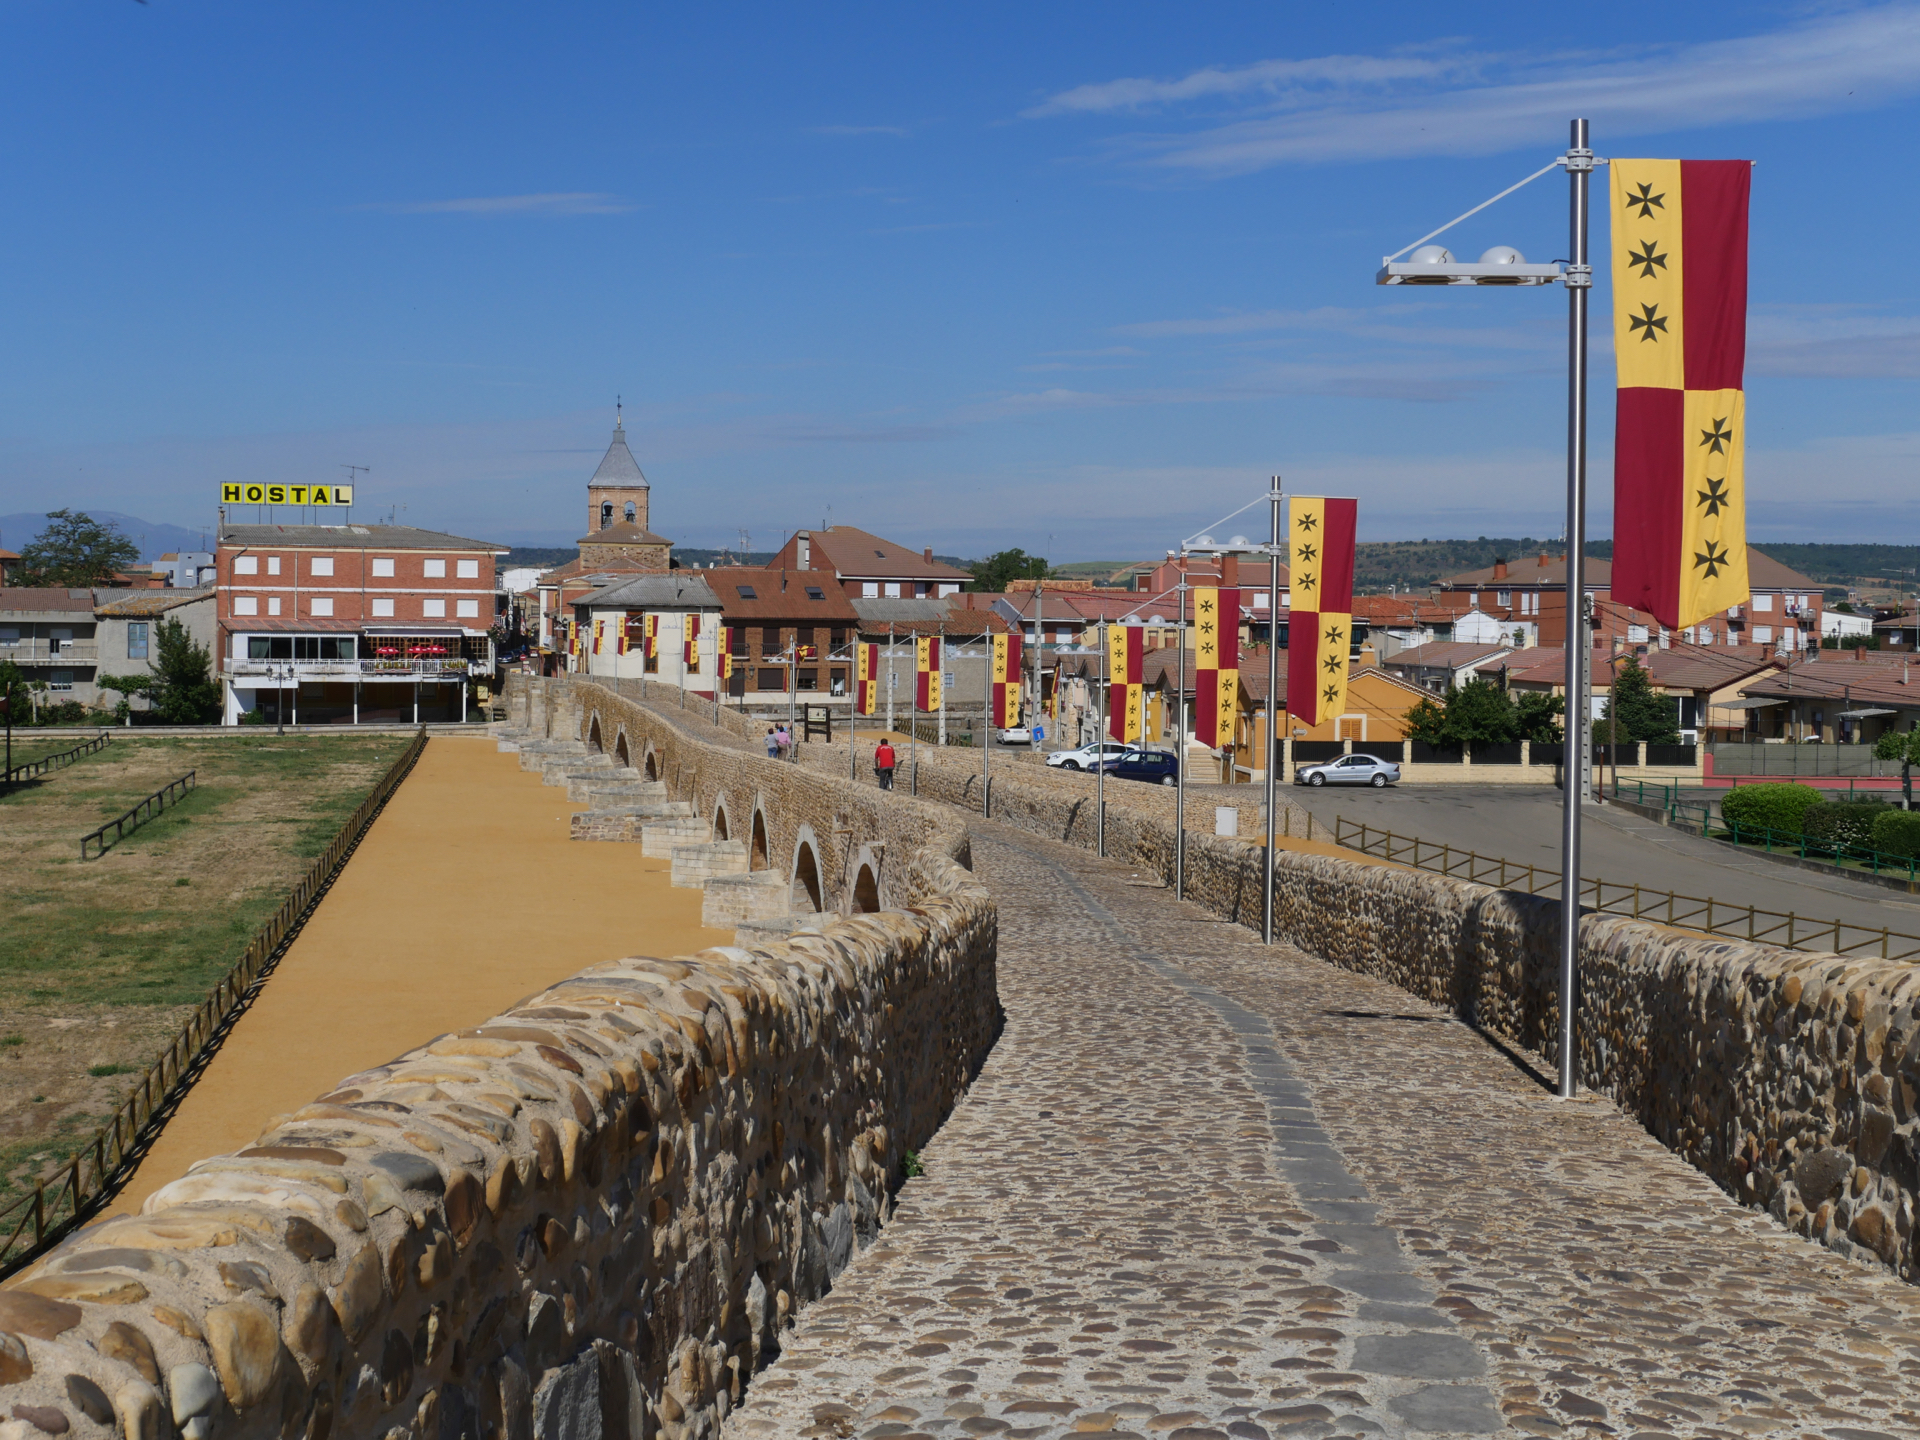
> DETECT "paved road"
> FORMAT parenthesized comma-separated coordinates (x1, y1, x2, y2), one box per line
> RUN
(1282, 783, 1920, 941)
(726, 820, 1920, 1440)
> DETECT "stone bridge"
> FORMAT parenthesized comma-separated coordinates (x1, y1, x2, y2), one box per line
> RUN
(6, 675, 1920, 1440)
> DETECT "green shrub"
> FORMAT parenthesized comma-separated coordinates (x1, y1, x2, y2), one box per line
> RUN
(1721, 783, 1824, 838)
(1871, 810, 1920, 860)
(1802, 801, 1892, 852)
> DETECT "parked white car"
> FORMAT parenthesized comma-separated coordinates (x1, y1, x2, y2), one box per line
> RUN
(1045, 740, 1136, 771)
(1293, 753, 1402, 787)
(996, 726, 1034, 745)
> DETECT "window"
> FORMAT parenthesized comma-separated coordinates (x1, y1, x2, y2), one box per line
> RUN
(1469, 591, 1479, 606)
(424, 559, 447, 578)
(372, 558, 395, 577)
(127, 623, 149, 659)
(311, 598, 334, 617)
(372, 598, 395, 617)
(862, 582, 878, 598)
(234, 555, 259, 575)
(762, 625, 781, 652)
(1496, 590, 1511, 606)
(456, 559, 479, 579)
(798, 670, 819, 690)
(268, 598, 282, 616)
(736, 585, 757, 599)
(728, 627, 746, 656)
(456, 599, 479, 618)
(311, 557, 334, 577)
(885, 582, 901, 598)
(830, 628, 846, 648)
(623, 501, 635, 523)
(1627, 624, 1648, 642)
(50, 670, 73, 692)
(874, 549, 886, 557)
(757, 668, 786, 691)
(0, 626, 17, 644)
(805, 586, 825, 600)
(267, 556, 281, 575)
(1754, 626, 1774, 643)
(423, 599, 447, 618)
(235, 596, 259, 615)
(1752, 594, 1773, 612)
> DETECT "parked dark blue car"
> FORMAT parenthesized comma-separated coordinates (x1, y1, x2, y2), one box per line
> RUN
(1101, 749, 1180, 786)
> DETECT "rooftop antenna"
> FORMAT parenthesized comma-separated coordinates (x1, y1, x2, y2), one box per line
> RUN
(339, 464, 369, 527)
(616, 395, 623, 428)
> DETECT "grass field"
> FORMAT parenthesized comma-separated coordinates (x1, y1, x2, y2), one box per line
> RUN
(0, 733, 394, 1209)
(2, 730, 112, 774)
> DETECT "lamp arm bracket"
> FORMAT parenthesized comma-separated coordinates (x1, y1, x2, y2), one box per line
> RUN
(1563, 263, 1593, 290)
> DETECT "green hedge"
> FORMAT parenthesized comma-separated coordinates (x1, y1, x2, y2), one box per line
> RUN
(1803, 801, 1894, 852)
(1871, 810, 1920, 860)
(1721, 782, 1824, 837)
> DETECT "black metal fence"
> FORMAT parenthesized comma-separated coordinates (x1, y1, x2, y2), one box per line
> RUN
(0, 728, 429, 1277)
(1708, 742, 1882, 777)
(80, 772, 196, 858)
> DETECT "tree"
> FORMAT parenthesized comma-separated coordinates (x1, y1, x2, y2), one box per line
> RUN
(1514, 689, 1565, 742)
(967, 548, 1049, 593)
(15, 509, 141, 588)
(1402, 678, 1560, 747)
(104, 618, 221, 724)
(1599, 656, 1680, 745)
(1876, 728, 1920, 811)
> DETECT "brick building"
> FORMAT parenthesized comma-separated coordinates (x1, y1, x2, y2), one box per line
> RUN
(708, 567, 863, 699)
(535, 414, 674, 653)
(768, 526, 969, 599)
(215, 522, 506, 724)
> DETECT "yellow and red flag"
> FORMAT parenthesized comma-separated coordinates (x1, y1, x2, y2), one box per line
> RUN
(915, 636, 941, 711)
(855, 642, 878, 715)
(1286, 497, 1356, 729)
(684, 622, 699, 670)
(1192, 586, 1239, 748)
(643, 614, 658, 662)
(990, 633, 1024, 728)
(1107, 623, 1143, 742)
(1610, 159, 1751, 630)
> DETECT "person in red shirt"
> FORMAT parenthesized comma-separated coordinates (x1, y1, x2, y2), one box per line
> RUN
(874, 739, 897, 790)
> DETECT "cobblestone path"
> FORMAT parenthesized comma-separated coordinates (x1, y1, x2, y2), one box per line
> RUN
(726, 823, 1920, 1440)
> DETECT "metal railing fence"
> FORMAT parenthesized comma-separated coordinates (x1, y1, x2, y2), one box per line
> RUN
(3, 730, 109, 786)
(1330, 814, 1920, 964)
(0, 727, 429, 1277)
(1611, 777, 1920, 885)
(80, 772, 195, 858)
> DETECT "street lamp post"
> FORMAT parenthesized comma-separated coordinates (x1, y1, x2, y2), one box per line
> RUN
(1374, 117, 1592, 1098)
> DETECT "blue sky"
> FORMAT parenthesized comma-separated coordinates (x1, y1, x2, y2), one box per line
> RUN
(3, 2, 1919, 561)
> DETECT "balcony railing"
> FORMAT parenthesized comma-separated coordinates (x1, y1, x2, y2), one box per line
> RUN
(0, 641, 99, 663)
(227, 657, 473, 680)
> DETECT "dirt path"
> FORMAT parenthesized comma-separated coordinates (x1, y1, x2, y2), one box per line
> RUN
(110, 735, 733, 1213)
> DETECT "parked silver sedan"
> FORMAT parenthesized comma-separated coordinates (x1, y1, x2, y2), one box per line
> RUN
(1294, 753, 1401, 787)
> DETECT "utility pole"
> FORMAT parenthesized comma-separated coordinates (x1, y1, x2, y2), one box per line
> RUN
(1175, 570, 1188, 900)
(982, 629, 992, 817)
(1097, 622, 1107, 858)
(887, 624, 896, 732)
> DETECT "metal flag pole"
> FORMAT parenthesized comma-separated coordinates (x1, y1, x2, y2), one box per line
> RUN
(981, 629, 992, 818)
(1097, 621, 1107, 858)
(910, 642, 918, 796)
(1558, 117, 1594, 1099)
(1175, 571, 1188, 900)
(887, 623, 896, 732)
(1263, 476, 1283, 945)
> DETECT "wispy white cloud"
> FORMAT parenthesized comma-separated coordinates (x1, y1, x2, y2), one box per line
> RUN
(1748, 305, 1920, 379)
(359, 192, 636, 216)
(1032, 5, 1920, 172)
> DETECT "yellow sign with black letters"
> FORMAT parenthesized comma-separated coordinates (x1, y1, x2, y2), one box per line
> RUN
(221, 484, 355, 506)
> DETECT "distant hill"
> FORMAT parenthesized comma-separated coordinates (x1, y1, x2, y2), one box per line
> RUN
(0, 511, 212, 563)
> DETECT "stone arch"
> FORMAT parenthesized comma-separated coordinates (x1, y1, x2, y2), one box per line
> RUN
(644, 748, 660, 782)
(587, 714, 603, 753)
(790, 831, 823, 914)
(624, 500, 637, 523)
(749, 806, 770, 871)
(614, 731, 631, 768)
(710, 796, 732, 842)
(853, 864, 880, 914)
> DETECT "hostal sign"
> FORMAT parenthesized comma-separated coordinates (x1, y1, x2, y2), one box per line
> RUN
(221, 484, 355, 506)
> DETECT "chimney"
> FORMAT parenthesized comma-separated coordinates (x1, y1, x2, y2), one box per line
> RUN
(1493, 558, 1508, 580)
(922, 546, 933, 563)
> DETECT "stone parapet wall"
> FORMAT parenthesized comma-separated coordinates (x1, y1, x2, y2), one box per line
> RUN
(1259, 848, 1920, 1281)
(0, 676, 999, 1440)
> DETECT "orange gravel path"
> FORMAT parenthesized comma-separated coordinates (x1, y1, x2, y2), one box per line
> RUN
(111, 735, 732, 1213)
